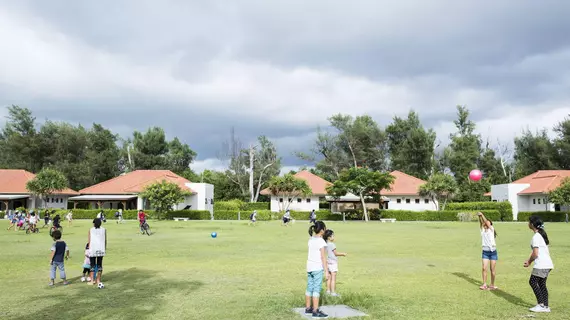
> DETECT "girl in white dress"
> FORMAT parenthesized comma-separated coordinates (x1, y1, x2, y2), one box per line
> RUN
(88, 218, 107, 287)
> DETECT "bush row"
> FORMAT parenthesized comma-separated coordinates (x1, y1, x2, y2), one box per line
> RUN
(379, 209, 501, 222)
(517, 211, 569, 222)
(446, 202, 513, 221)
(213, 200, 270, 211)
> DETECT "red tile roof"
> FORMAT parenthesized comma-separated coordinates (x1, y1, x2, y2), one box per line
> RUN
(381, 171, 426, 196)
(512, 170, 570, 195)
(79, 170, 194, 194)
(261, 170, 332, 196)
(0, 169, 78, 195)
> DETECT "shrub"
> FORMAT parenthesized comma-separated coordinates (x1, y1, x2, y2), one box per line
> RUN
(214, 210, 274, 221)
(447, 202, 513, 221)
(164, 210, 212, 220)
(214, 199, 246, 211)
(517, 211, 568, 222)
(243, 202, 270, 211)
(377, 209, 501, 222)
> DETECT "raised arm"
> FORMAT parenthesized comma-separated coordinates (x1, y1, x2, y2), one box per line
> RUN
(477, 212, 491, 228)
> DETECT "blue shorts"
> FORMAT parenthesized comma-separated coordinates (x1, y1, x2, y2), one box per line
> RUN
(482, 250, 498, 261)
(306, 270, 324, 297)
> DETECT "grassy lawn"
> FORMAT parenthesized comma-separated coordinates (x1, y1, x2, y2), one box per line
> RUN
(1, 219, 569, 320)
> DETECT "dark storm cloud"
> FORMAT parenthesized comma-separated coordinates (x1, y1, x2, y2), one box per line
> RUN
(1, 0, 570, 170)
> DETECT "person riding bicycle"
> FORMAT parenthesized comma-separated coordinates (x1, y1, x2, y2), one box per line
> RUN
(53, 214, 61, 229)
(138, 210, 147, 233)
(28, 211, 38, 232)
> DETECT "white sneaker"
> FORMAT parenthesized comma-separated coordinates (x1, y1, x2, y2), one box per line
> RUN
(330, 293, 340, 297)
(536, 306, 551, 313)
(529, 305, 542, 312)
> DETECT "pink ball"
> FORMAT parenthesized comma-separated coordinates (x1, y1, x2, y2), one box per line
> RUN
(469, 169, 482, 181)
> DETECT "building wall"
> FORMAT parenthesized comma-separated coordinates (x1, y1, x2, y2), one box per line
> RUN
(520, 195, 554, 213)
(385, 195, 438, 211)
(491, 183, 530, 220)
(270, 196, 320, 212)
(33, 195, 70, 210)
(185, 183, 214, 214)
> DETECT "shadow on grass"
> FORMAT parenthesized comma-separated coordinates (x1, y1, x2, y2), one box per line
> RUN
(451, 272, 532, 308)
(9, 268, 203, 320)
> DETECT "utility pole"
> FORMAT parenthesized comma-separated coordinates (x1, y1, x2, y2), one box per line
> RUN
(249, 144, 255, 203)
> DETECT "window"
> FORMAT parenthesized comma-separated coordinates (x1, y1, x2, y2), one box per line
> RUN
(279, 198, 283, 203)
(288, 198, 292, 203)
(306, 199, 311, 203)
(211, 199, 214, 204)
(538, 198, 541, 204)
(297, 198, 302, 203)
(533, 199, 536, 204)
(424, 199, 429, 204)
(396, 199, 401, 204)
(415, 199, 420, 204)
(406, 199, 411, 204)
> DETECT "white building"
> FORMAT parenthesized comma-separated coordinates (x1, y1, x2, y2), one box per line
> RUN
(69, 170, 214, 215)
(0, 169, 79, 211)
(380, 171, 438, 211)
(261, 170, 328, 212)
(489, 170, 570, 220)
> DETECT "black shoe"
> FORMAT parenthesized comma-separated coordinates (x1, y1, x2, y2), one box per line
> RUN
(304, 307, 313, 314)
(312, 309, 328, 318)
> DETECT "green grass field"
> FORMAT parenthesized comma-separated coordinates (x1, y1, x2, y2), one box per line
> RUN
(1, 220, 569, 320)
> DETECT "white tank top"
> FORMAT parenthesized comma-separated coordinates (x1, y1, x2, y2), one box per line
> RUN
(89, 227, 106, 257)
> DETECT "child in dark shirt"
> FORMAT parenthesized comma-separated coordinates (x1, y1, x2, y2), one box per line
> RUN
(49, 230, 69, 286)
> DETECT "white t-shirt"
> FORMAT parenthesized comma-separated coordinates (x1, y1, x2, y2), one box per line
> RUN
(531, 232, 554, 269)
(326, 242, 338, 263)
(29, 216, 37, 224)
(89, 227, 106, 257)
(481, 227, 496, 251)
(307, 237, 327, 272)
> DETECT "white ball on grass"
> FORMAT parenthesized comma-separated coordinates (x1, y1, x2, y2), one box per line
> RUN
(97, 283, 105, 289)
(81, 277, 86, 282)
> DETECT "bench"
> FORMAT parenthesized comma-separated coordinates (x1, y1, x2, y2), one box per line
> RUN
(380, 218, 396, 223)
(173, 217, 189, 221)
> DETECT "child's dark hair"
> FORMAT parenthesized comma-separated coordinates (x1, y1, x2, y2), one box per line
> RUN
(308, 221, 326, 236)
(529, 215, 549, 245)
(52, 230, 62, 240)
(324, 229, 334, 242)
(93, 218, 102, 229)
(85, 243, 89, 249)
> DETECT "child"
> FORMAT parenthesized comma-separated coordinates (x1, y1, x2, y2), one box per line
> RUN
(524, 216, 554, 313)
(478, 212, 498, 290)
(66, 211, 73, 227)
(309, 209, 317, 224)
(304, 221, 329, 319)
(88, 218, 107, 286)
(7, 211, 17, 231)
(282, 210, 292, 226)
(43, 211, 51, 228)
(324, 229, 347, 296)
(81, 243, 92, 282)
(49, 230, 69, 286)
(249, 210, 257, 225)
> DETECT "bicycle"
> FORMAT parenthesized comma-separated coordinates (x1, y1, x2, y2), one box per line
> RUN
(49, 225, 63, 237)
(25, 223, 39, 234)
(140, 221, 151, 236)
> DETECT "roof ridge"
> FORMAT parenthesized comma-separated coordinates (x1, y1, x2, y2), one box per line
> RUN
(79, 172, 132, 192)
(391, 170, 427, 183)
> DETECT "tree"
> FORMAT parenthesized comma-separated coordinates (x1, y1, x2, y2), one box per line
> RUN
(220, 129, 281, 202)
(0, 105, 42, 172)
(140, 180, 191, 218)
(419, 173, 458, 211)
(514, 129, 558, 179)
(386, 111, 436, 180)
(266, 174, 312, 212)
(548, 177, 570, 212)
(298, 114, 388, 181)
(26, 168, 69, 208)
(553, 116, 570, 169)
(326, 167, 394, 222)
(197, 170, 243, 201)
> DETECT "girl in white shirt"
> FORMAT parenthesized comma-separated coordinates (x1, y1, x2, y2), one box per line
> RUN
(524, 216, 554, 313)
(304, 221, 329, 319)
(477, 212, 498, 290)
(88, 218, 107, 287)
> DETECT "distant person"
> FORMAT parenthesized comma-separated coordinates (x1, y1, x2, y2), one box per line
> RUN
(304, 221, 329, 319)
(53, 214, 61, 230)
(43, 211, 51, 228)
(137, 210, 147, 233)
(116, 209, 124, 224)
(524, 216, 554, 313)
(49, 230, 69, 286)
(81, 243, 91, 282)
(88, 218, 107, 287)
(7, 211, 17, 231)
(324, 229, 347, 297)
(249, 210, 257, 226)
(282, 210, 292, 226)
(565, 213, 568, 223)
(97, 210, 106, 223)
(478, 212, 498, 290)
(66, 211, 73, 227)
(309, 209, 317, 224)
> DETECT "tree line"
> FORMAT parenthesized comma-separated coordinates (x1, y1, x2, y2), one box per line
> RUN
(2, 105, 570, 203)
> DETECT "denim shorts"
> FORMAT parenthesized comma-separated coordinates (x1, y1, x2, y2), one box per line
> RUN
(306, 270, 324, 297)
(482, 250, 498, 261)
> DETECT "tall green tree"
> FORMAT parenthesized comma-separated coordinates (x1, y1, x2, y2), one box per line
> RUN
(479, 141, 509, 185)
(26, 168, 69, 208)
(198, 170, 244, 201)
(267, 174, 312, 212)
(553, 116, 570, 169)
(298, 114, 388, 181)
(386, 111, 436, 180)
(326, 167, 394, 222)
(419, 173, 458, 210)
(0, 105, 42, 172)
(548, 177, 570, 212)
(514, 129, 558, 179)
(140, 180, 191, 218)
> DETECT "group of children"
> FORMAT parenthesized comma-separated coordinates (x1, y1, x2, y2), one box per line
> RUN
(478, 212, 555, 313)
(48, 218, 107, 288)
(6, 209, 71, 233)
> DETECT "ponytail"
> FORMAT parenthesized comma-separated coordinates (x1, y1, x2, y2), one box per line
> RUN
(323, 229, 334, 242)
(529, 215, 550, 245)
(309, 221, 326, 236)
(308, 225, 315, 236)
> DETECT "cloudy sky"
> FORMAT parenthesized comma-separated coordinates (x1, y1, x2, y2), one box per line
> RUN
(1, 1, 569, 174)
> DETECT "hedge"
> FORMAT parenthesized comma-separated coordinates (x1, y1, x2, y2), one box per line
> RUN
(214, 200, 270, 211)
(517, 211, 569, 222)
(164, 210, 212, 220)
(447, 202, 513, 221)
(379, 209, 501, 222)
(243, 202, 270, 211)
